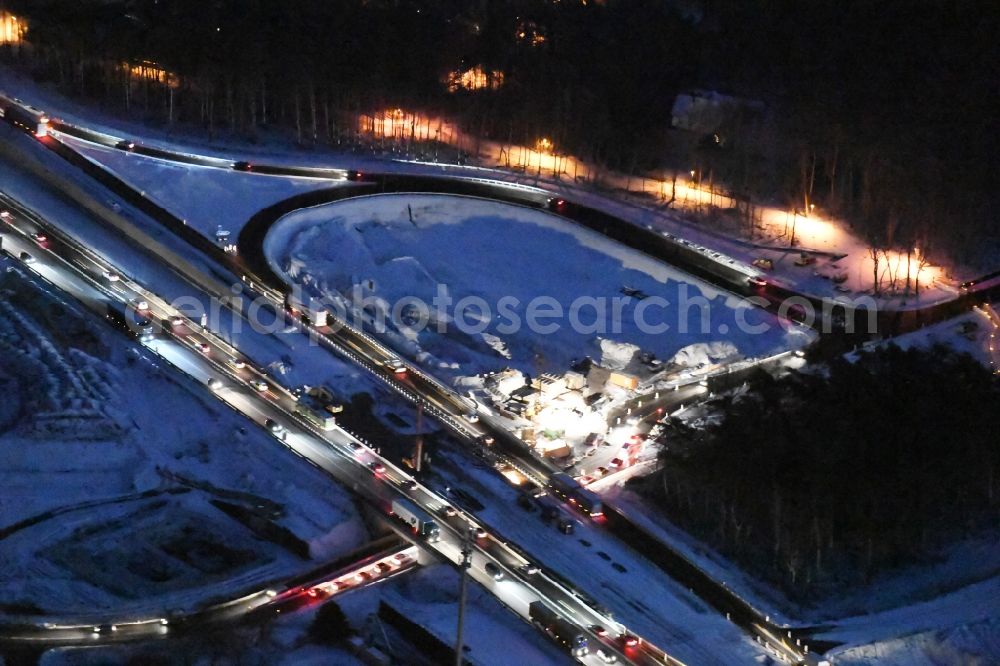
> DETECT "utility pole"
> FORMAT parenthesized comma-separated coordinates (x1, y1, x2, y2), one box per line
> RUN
(454, 527, 473, 666)
(413, 402, 423, 472)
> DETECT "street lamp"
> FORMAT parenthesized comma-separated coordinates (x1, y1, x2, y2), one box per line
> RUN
(454, 526, 475, 666)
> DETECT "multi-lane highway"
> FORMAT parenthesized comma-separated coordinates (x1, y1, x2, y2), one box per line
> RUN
(0, 92, 834, 665)
(0, 194, 659, 665)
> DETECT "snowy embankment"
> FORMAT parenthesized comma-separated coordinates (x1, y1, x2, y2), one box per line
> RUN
(264, 193, 805, 382)
(57, 133, 341, 241)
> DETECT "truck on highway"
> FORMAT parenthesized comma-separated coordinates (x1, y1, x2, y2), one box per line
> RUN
(528, 601, 589, 658)
(547, 472, 604, 519)
(105, 301, 154, 341)
(0, 100, 49, 137)
(390, 498, 441, 542)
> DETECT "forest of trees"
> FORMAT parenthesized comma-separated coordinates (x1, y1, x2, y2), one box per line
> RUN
(637, 344, 1000, 603)
(1, 0, 996, 266)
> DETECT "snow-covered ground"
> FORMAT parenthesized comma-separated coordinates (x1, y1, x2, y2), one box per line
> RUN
(848, 303, 999, 369)
(58, 132, 348, 241)
(264, 193, 805, 382)
(0, 264, 367, 619)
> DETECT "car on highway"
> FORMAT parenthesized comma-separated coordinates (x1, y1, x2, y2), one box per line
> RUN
(484, 562, 504, 581)
(33, 231, 49, 247)
(620, 634, 639, 648)
(167, 315, 185, 327)
(368, 461, 385, 474)
(129, 298, 149, 312)
(206, 377, 223, 391)
(264, 418, 287, 441)
(547, 197, 567, 212)
(233, 161, 253, 171)
(102, 269, 120, 282)
(195, 341, 211, 354)
(609, 457, 624, 468)
(520, 562, 540, 575)
(375, 562, 392, 574)
(18, 251, 34, 264)
(115, 139, 136, 151)
(464, 412, 479, 423)
(474, 526, 488, 540)
(346, 169, 363, 181)
(400, 479, 417, 491)
(0, 210, 11, 221)
(384, 357, 406, 375)
(230, 357, 246, 369)
(305, 587, 326, 599)
(595, 648, 619, 663)
(251, 379, 268, 392)
(440, 505, 458, 518)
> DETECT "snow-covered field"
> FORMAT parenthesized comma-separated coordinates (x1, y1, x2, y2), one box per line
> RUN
(265, 193, 805, 382)
(0, 268, 367, 618)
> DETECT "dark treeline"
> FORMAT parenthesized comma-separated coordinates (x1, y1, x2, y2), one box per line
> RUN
(1, 0, 997, 264)
(637, 344, 1000, 603)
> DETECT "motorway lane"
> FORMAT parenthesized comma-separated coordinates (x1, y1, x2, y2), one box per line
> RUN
(140, 342, 631, 665)
(2, 132, 801, 664)
(3, 135, 806, 664)
(3, 109, 826, 663)
(1, 200, 642, 665)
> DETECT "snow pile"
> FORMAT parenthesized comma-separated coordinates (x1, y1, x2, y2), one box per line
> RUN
(598, 338, 640, 370)
(668, 341, 741, 369)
